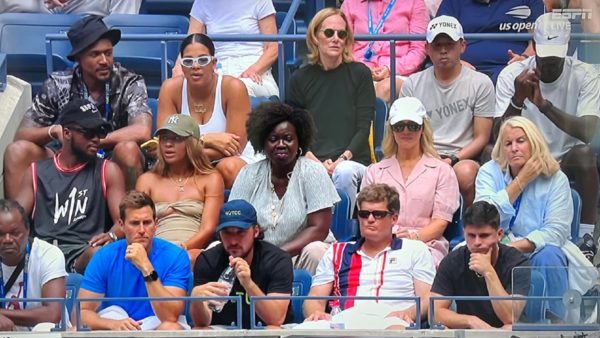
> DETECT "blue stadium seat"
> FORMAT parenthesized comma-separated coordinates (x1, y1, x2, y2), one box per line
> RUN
(0, 13, 79, 94)
(139, 0, 194, 15)
(148, 97, 158, 134)
(443, 195, 464, 250)
(522, 269, 546, 323)
(292, 268, 312, 323)
(274, 12, 302, 90)
(103, 14, 190, 98)
(570, 188, 582, 243)
(331, 189, 357, 242)
(65, 272, 83, 315)
(373, 97, 388, 161)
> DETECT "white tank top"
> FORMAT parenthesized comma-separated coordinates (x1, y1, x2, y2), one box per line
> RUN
(181, 74, 258, 162)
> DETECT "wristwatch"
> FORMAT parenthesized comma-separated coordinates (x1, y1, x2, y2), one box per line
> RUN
(449, 154, 460, 166)
(144, 270, 158, 282)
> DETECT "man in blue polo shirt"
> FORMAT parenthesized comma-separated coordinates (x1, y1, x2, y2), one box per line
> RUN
(78, 191, 190, 331)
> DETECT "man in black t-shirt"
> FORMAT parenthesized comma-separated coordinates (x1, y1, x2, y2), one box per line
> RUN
(431, 201, 530, 329)
(190, 199, 294, 329)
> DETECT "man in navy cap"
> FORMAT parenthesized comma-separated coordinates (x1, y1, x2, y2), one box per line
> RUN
(4, 15, 152, 198)
(190, 199, 294, 329)
(16, 98, 126, 274)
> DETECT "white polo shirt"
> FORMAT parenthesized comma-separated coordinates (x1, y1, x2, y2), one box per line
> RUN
(313, 237, 435, 311)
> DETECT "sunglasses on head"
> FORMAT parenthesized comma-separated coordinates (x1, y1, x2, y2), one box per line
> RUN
(181, 55, 214, 68)
(67, 125, 108, 139)
(320, 28, 348, 39)
(392, 122, 422, 132)
(357, 210, 392, 219)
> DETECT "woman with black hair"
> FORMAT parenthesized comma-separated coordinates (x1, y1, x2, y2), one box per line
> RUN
(156, 33, 255, 188)
(229, 102, 340, 274)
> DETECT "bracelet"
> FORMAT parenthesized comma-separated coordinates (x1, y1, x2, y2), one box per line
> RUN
(510, 98, 524, 110)
(514, 176, 524, 191)
(107, 231, 118, 242)
(48, 125, 57, 141)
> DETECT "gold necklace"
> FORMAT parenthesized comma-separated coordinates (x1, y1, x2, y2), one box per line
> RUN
(169, 174, 191, 192)
(192, 102, 207, 115)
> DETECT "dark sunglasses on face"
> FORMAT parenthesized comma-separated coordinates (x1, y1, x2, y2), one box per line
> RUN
(320, 28, 348, 39)
(158, 133, 186, 143)
(67, 126, 108, 139)
(392, 122, 422, 132)
(181, 55, 214, 68)
(357, 210, 392, 219)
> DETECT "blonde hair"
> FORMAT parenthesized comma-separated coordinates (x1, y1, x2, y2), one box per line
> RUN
(306, 8, 354, 65)
(153, 136, 214, 177)
(492, 116, 559, 177)
(381, 119, 439, 159)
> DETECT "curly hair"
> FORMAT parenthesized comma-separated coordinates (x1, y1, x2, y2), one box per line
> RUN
(246, 102, 316, 154)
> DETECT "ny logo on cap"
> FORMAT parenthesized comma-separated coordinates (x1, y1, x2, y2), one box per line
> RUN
(167, 115, 180, 124)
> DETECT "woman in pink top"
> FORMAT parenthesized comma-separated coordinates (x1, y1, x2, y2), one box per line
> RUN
(341, 0, 428, 102)
(360, 97, 459, 266)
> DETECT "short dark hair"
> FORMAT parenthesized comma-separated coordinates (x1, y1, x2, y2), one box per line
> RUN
(0, 199, 29, 230)
(246, 102, 315, 154)
(463, 201, 500, 230)
(356, 184, 400, 214)
(119, 191, 156, 220)
(180, 33, 215, 57)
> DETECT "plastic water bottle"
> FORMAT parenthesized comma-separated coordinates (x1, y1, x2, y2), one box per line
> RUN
(329, 300, 344, 329)
(208, 265, 236, 313)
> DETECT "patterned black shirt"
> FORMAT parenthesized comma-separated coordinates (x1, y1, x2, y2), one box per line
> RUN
(24, 63, 150, 130)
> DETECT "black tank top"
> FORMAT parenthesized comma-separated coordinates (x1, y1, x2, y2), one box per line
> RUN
(31, 154, 109, 245)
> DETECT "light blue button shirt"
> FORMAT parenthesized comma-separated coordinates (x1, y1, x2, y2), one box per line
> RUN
(475, 160, 573, 251)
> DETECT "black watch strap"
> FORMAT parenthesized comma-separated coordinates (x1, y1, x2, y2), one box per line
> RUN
(144, 270, 158, 282)
(450, 154, 460, 166)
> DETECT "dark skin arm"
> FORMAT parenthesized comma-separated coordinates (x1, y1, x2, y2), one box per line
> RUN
(14, 165, 35, 216)
(99, 113, 152, 149)
(280, 208, 331, 257)
(0, 277, 65, 327)
(89, 161, 126, 247)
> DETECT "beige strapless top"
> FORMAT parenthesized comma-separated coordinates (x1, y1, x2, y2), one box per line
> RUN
(155, 199, 204, 245)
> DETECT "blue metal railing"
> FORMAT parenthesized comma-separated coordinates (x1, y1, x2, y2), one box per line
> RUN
(0, 296, 68, 331)
(249, 295, 421, 329)
(45, 32, 600, 101)
(72, 295, 242, 330)
(429, 294, 600, 331)
(0, 53, 6, 92)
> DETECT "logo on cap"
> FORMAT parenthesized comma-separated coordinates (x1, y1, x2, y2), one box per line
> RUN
(167, 115, 179, 124)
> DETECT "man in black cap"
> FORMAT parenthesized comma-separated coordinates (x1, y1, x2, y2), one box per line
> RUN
(190, 199, 294, 329)
(15, 98, 126, 274)
(3, 15, 152, 199)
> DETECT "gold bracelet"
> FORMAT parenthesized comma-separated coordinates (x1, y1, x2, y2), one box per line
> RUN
(514, 176, 524, 191)
(48, 125, 57, 141)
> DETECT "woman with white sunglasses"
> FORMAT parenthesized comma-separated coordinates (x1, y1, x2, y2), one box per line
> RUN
(157, 33, 255, 188)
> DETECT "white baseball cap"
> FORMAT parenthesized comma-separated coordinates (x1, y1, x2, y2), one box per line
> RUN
(389, 97, 428, 125)
(426, 15, 464, 43)
(534, 13, 570, 58)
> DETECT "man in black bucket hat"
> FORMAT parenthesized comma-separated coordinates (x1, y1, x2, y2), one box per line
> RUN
(4, 15, 152, 199)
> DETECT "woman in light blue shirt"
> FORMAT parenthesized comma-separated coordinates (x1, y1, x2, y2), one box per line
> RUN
(475, 116, 572, 319)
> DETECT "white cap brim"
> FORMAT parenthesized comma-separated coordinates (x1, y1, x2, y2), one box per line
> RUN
(426, 31, 461, 43)
(536, 44, 568, 58)
(390, 114, 424, 125)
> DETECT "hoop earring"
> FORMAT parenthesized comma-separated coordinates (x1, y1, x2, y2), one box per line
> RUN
(298, 147, 303, 156)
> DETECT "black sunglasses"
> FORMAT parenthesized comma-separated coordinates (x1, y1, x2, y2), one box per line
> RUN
(320, 28, 348, 39)
(67, 125, 108, 139)
(392, 122, 422, 132)
(357, 210, 392, 219)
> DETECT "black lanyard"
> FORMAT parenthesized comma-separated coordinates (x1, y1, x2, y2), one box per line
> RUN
(82, 81, 112, 122)
(0, 239, 31, 309)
